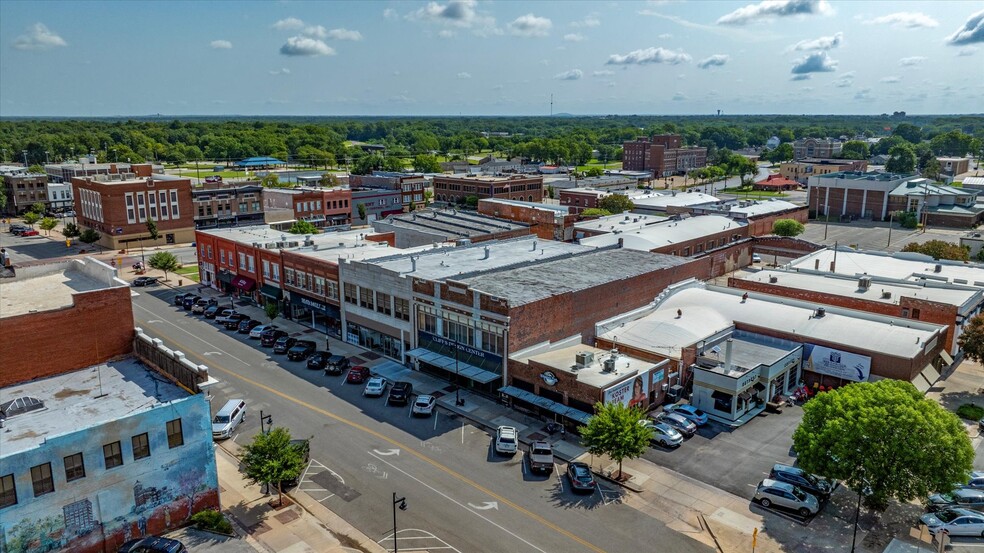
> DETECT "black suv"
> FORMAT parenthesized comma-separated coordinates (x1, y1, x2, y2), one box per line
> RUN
(388, 381, 413, 406)
(238, 318, 261, 334)
(307, 351, 330, 370)
(769, 464, 835, 500)
(287, 340, 317, 361)
(174, 292, 190, 306)
(182, 295, 201, 310)
(221, 313, 249, 330)
(323, 355, 351, 375)
(273, 336, 298, 354)
(260, 329, 289, 347)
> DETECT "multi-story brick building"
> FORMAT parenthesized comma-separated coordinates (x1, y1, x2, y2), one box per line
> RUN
(432, 174, 544, 204)
(192, 181, 265, 228)
(261, 186, 353, 229)
(72, 167, 195, 249)
(371, 207, 530, 248)
(350, 187, 402, 223)
(477, 198, 579, 241)
(349, 171, 427, 211)
(793, 138, 843, 160)
(622, 134, 708, 176)
(938, 157, 970, 177)
(1, 170, 50, 215)
(780, 158, 867, 184)
(45, 160, 165, 183)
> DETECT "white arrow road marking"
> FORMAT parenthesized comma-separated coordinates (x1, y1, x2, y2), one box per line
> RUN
(467, 501, 499, 510)
(145, 319, 163, 324)
(203, 351, 223, 356)
(372, 448, 400, 456)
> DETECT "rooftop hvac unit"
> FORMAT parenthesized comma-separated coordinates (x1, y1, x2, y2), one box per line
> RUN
(881, 291, 892, 299)
(602, 357, 616, 373)
(858, 276, 872, 290)
(935, 264, 943, 273)
(575, 351, 595, 367)
(815, 307, 826, 318)
(769, 276, 778, 284)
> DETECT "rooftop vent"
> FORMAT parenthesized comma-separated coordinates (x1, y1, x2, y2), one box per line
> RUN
(0, 396, 45, 419)
(602, 357, 616, 373)
(769, 276, 778, 284)
(815, 307, 826, 318)
(881, 290, 892, 299)
(935, 264, 943, 273)
(575, 351, 595, 367)
(858, 276, 872, 290)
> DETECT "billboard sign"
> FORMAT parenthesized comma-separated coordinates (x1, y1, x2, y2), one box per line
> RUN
(802, 344, 871, 382)
(604, 373, 648, 409)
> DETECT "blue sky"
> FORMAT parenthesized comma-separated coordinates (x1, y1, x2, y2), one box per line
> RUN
(1, 0, 982, 116)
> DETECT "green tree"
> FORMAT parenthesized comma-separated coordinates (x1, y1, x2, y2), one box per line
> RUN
(22, 211, 41, 226)
(840, 141, 870, 160)
(891, 123, 923, 144)
(62, 222, 81, 238)
(148, 251, 180, 281)
(30, 201, 46, 214)
(264, 301, 280, 323)
(357, 202, 367, 221)
(598, 194, 634, 214)
(412, 154, 442, 173)
(241, 427, 306, 507)
(792, 380, 973, 510)
(28, 164, 44, 174)
(584, 166, 604, 177)
(353, 154, 384, 175)
(146, 218, 159, 241)
(901, 240, 969, 261)
(921, 157, 941, 181)
(39, 217, 58, 235)
(772, 218, 805, 237)
(579, 402, 651, 479)
(288, 220, 319, 235)
(423, 189, 433, 205)
(886, 144, 917, 174)
(546, 185, 555, 199)
(0, 189, 6, 212)
(896, 211, 918, 229)
(319, 173, 339, 188)
(465, 195, 479, 208)
(383, 156, 406, 172)
(765, 143, 794, 164)
(580, 208, 612, 217)
(959, 314, 984, 363)
(261, 173, 288, 188)
(79, 228, 100, 245)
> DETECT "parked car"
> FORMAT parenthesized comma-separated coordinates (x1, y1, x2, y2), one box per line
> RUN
(927, 488, 984, 512)
(182, 295, 201, 310)
(769, 464, 836, 500)
(211, 399, 247, 440)
(118, 536, 188, 553)
(494, 425, 518, 455)
(567, 462, 596, 494)
(658, 412, 697, 437)
(753, 479, 820, 517)
(346, 365, 370, 384)
(920, 508, 984, 537)
(19, 229, 39, 237)
(260, 329, 289, 347)
(961, 470, 984, 490)
(279, 438, 311, 489)
(238, 318, 261, 334)
(287, 340, 317, 361)
(221, 313, 249, 330)
(131, 276, 160, 287)
(324, 354, 351, 375)
(664, 404, 709, 426)
(212, 308, 234, 321)
(173, 292, 190, 306)
(306, 351, 330, 370)
(273, 336, 298, 354)
(639, 419, 684, 448)
(528, 441, 554, 474)
(9, 224, 29, 234)
(752, 253, 762, 263)
(203, 305, 222, 319)
(250, 324, 277, 339)
(388, 381, 413, 406)
(411, 394, 437, 417)
(191, 297, 216, 313)
(363, 377, 387, 397)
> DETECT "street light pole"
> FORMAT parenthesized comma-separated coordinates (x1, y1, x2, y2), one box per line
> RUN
(259, 410, 272, 434)
(454, 346, 464, 406)
(392, 493, 407, 553)
(850, 475, 871, 553)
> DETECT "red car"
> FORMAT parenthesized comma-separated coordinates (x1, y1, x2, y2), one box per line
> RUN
(19, 229, 39, 236)
(346, 366, 370, 384)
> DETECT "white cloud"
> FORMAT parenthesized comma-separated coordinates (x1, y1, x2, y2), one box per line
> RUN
(510, 14, 552, 37)
(946, 9, 984, 45)
(788, 31, 842, 51)
(280, 36, 335, 57)
(832, 71, 855, 87)
(383, 8, 398, 20)
(409, 0, 499, 35)
(327, 28, 364, 41)
(854, 87, 873, 101)
(898, 56, 926, 66)
(457, 72, 472, 79)
(210, 40, 232, 49)
(658, 33, 673, 39)
(269, 67, 291, 75)
(12, 23, 67, 51)
(717, 0, 832, 25)
(303, 25, 328, 39)
(570, 14, 600, 28)
(564, 33, 584, 42)
(880, 76, 901, 83)
(555, 68, 583, 80)
(438, 29, 456, 38)
(791, 51, 837, 74)
(958, 46, 979, 56)
(273, 17, 305, 31)
(672, 92, 686, 101)
(697, 54, 729, 69)
(593, 70, 615, 76)
(791, 74, 811, 81)
(864, 12, 939, 29)
(606, 46, 692, 65)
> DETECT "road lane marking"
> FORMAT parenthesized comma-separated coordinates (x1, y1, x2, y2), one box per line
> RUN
(139, 323, 609, 553)
(133, 303, 250, 365)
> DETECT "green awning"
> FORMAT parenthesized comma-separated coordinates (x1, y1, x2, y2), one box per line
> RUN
(259, 283, 282, 300)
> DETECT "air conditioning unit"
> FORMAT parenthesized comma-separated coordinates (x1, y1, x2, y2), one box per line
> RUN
(574, 351, 594, 367)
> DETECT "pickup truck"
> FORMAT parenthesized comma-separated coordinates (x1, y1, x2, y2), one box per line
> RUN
(528, 440, 554, 475)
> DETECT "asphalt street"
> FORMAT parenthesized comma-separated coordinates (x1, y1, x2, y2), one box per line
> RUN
(131, 287, 713, 553)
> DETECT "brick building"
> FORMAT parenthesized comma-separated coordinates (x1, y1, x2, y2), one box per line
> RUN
(261, 187, 354, 229)
(192, 182, 265, 228)
(1, 170, 50, 215)
(780, 158, 867, 184)
(351, 186, 404, 223)
(44, 160, 165, 183)
(349, 171, 427, 211)
(793, 138, 843, 160)
(690, 199, 809, 237)
(477, 198, 579, 241)
(432, 174, 544, 204)
(72, 168, 195, 249)
(371, 207, 530, 248)
(622, 134, 708, 177)
(938, 157, 971, 178)
(580, 215, 749, 257)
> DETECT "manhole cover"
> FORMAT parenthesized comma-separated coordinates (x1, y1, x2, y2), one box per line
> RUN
(274, 509, 300, 524)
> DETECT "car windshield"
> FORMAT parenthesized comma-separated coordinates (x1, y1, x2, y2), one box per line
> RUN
(532, 446, 551, 455)
(935, 510, 959, 522)
(500, 436, 516, 444)
(574, 466, 591, 478)
(791, 487, 808, 501)
(937, 493, 954, 502)
(213, 415, 229, 424)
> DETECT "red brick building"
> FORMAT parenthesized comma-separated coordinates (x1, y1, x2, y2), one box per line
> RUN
(433, 174, 544, 204)
(622, 134, 708, 176)
(558, 188, 608, 214)
(477, 198, 579, 241)
(72, 166, 195, 249)
(262, 187, 353, 229)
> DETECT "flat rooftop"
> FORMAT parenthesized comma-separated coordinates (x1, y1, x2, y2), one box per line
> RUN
(292, 240, 431, 264)
(580, 215, 746, 251)
(599, 282, 943, 360)
(1, 259, 125, 318)
(740, 269, 981, 312)
(369, 236, 594, 279)
(0, 358, 188, 456)
(197, 225, 374, 249)
(479, 198, 574, 214)
(375, 208, 528, 239)
(811, 171, 914, 181)
(574, 213, 668, 234)
(789, 248, 984, 288)
(461, 248, 688, 306)
(697, 332, 801, 378)
(435, 174, 541, 182)
(626, 190, 719, 209)
(728, 200, 802, 218)
(527, 344, 660, 389)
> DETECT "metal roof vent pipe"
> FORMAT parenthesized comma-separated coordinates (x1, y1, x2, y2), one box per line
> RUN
(410, 256, 417, 272)
(724, 339, 734, 372)
(531, 240, 537, 251)
(483, 246, 490, 260)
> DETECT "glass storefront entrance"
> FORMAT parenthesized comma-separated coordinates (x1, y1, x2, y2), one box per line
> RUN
(287, 293, 341, 337)
(345, 321, 404, 360)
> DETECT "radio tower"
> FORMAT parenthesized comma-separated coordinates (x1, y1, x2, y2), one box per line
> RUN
(550, 94, 554, 116)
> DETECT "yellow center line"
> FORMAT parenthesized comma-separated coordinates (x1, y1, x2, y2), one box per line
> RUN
(162, 330, 608, 553)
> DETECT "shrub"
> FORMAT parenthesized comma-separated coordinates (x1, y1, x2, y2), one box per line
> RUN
(956, 403, 984, 421)
(190, 509, 233, 535)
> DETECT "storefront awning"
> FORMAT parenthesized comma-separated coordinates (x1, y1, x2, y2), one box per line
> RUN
(217, 271, 234, 284)
(940, 350, 954, 366)
(259, 283, 282, 300)
(499, 386, 593, 425)
(232, 275, 256, 291)
(407, 347, 501, 384)
(911, 364, 942, 394)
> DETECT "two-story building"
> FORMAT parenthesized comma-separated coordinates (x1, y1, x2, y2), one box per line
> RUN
(192, 181, 265, 228)
(432, 174, 544, 205)
(349, 171, 427, 211)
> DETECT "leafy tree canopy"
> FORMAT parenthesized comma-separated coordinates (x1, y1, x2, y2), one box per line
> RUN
(792, 380, 973, 510)
(579, 402, 651, 479)
(580, 208, 612, 218)
(22, 212, 41, 226)
(886, 144, 917, 174)
(772, 218, 805, 237)
(264, 302, 280, 322)
(146, 218, 159, 240)
(901, 239, 969, 261)
(840, 140, 870, 160)
(241, 427, 306, 507)
(958, 314, 984, 363)
(62, 222, 81, 238)
(79, 228, 100, 244)
(583, 166, 604, 177)
(39, 217, 58, 235)
(288, 220, 319, 235)
(598, 194, 634, 214)
(412, 154, 442, 173)
(148, 251, 180, 280)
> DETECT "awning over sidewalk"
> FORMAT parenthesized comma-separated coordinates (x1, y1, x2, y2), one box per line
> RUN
(259, 283, 282, 300)
(232, 275, 256, 291)
(499, 386, 592, 425)
(217, 270, 234, 284)
(911, 364, 942, 393)
(407, 347, 500, 384)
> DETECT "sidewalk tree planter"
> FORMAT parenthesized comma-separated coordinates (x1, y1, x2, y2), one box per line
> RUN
(240, 427, 306, 508)
(148, 251, 180, 282)
(579, 402, 651, 481)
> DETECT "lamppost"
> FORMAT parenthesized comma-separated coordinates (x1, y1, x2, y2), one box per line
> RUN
(850, 473, 872, 553)
(453, 347, 464, 407)
(22, 150, 28, 167)
(259, 410, 272, 434)
(112, 148, 118, 163)
(391, 493, 407, 553)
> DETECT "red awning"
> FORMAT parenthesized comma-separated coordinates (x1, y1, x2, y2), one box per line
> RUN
(232, 275, 256, 291)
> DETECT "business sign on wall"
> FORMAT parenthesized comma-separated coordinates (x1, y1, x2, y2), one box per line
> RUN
(802, 344, 871, 382)
(604, 373, 648, 409)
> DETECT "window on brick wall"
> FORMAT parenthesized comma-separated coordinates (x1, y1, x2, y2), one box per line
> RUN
(912, 308, 920, 319)
(262, 260, 270, 279)
(344, 283, 357, 304)
(272, 264, 280, 282)
(285, 268, 295, 285)
(326, 281, 338, 300)
(314, 277, 325, 296)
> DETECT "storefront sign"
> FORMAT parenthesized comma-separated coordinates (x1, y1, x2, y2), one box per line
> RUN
(417, 331, 502, 365)
(604, 374, 648, 408)
(651, 369, 665, 387)
(802, 344, 870, 382)
(540, 371, 559, 386)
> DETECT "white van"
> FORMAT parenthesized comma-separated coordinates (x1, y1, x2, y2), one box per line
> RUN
(212, 399, 247, 440)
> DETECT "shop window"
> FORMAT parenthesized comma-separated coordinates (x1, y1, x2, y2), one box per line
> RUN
(712, 391, 733, 413)
(132, 433, 151, 460)
(64, 453, 86, 482)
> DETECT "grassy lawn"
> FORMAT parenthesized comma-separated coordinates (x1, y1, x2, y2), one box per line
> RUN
(173, 264, 200, 282)
(956, 403, 984, 421)
(174, 169, 253, 179)
(717, 187, 789, 198)
(576, 160, 623, 172)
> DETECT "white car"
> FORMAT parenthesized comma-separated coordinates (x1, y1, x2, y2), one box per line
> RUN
(250, 324, 276, 339)
(639, 419, 684, 448)
(363, 377, 387, 397)
(411, 394, 437, 416)
(752, 253, 762, 263)
(494, 425, 518, 455)
(920, 508, 984, 536)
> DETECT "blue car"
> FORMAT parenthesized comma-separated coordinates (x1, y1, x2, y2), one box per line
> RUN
(664, 404, 709, 426)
